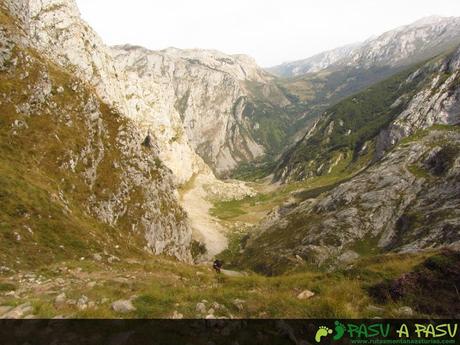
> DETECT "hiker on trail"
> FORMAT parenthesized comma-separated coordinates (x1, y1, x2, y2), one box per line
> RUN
(213, 259, 222, 273)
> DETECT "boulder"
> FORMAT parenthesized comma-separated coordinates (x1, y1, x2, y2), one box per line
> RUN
(366, 305, 385, 313)
(86, 281, 97, 288)
(54, 293, 67, 304)
(232, 299, 245, 311)
(398, 306, 414, 317)
(297, 290, 315, 300)
(337, 250, 360, 264)
(171, 311, 183, 319)
(195, 302, 207, 314)
(77, 295, 89, 310)
(111, 300, 136, 313)
(0, 306, 13, 316)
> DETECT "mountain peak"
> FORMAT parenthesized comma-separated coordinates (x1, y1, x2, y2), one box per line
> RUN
(409, 15, 452, 27)
(269, 15, 460, 77)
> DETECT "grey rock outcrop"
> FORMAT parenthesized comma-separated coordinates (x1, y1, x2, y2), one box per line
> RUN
(275, 45, 460, 183)
(243, 128, 460, 272)
(1, 303, 33, 319)
(5, 0, 290, 181)
(376, 48, 460, 157)
(55, 293, 67, 304)
(268, 43, 360, 77)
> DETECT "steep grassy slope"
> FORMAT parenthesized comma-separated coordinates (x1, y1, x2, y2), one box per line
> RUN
(241, 80, 313, 154)
(0, 5, 191, 269)
(274, 50, 459, 182)
(239, 50, 460, 182)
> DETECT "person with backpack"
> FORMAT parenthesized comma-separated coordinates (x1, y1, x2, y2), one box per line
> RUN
(212, 259, 223, 273)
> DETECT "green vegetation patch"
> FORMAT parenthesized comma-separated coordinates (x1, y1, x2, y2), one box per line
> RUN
(274, 57, 443, 182)
(368, 249, 460, 316)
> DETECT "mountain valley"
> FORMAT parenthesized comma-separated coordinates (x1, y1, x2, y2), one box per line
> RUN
(0, 0, 459, 320)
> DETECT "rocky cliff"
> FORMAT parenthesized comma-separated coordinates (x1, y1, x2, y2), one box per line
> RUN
(111, 45, 286, 176)
(2, 0, 261, 260)
(4, 0, 201, 184)
(0, 1, 193, 264)
(270, 16, 460, 131)
(268, 43, 360, 77)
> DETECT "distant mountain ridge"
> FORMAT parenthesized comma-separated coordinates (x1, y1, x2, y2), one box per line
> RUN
(269, 16, 460, 78)
(268, 42, 360, 77)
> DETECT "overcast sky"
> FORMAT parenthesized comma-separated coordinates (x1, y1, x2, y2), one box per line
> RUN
(76, 0, 460, 67)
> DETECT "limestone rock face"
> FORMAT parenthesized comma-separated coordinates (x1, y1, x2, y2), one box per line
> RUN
(112, 45, 286, 176)
(376, 49, 460, 157)
(268, 43, 359, 77)
(6, 0, 288, 180)
(24, 0, 129, 114)
(349, 16, 460, 68)
(243, 48, 460, 273)
(4, 0, 200, 184)
(2, 0, 259, 261)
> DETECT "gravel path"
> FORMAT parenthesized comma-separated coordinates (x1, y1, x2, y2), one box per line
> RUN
(180, 175, 228, 259)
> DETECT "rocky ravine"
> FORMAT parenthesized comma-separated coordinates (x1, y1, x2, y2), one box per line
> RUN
(4, 0, 213, 184)
(249, 46, 460, 273)
(7, 0, 295, 181)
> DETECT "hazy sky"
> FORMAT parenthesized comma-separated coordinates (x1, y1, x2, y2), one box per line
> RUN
(76, 0, 460, 67)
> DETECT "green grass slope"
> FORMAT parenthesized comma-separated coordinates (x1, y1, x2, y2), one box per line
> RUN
(274, 52, 454, 182)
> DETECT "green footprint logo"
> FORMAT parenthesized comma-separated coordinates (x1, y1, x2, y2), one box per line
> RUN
(315, 326, 333, 343)
(333, 321, 346, 341)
